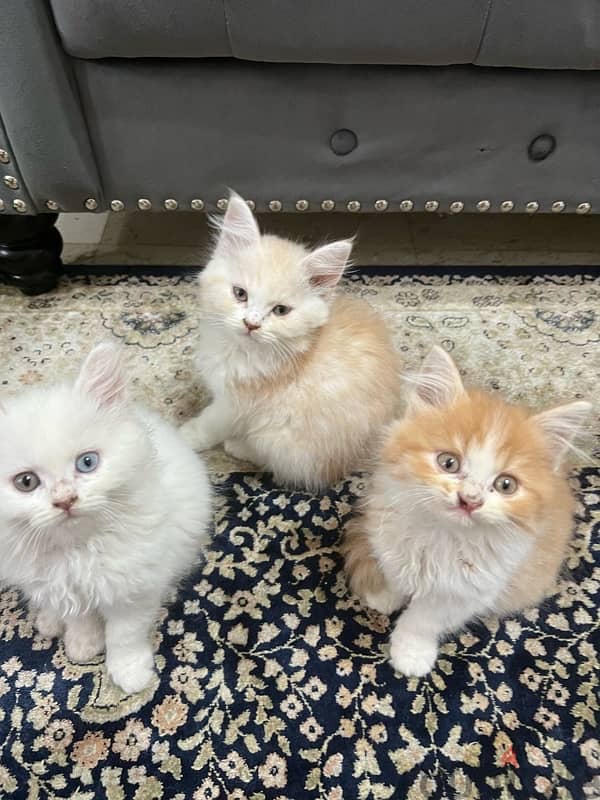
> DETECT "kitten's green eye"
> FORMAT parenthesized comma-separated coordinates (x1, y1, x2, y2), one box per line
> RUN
(272, 304, 292, 317)
(233, 286, 248, 302)
(76, 451, 99, 473)
(437, 452, 461, 473)
(494, 474, 518, 494)
(13, 471, 40, 493)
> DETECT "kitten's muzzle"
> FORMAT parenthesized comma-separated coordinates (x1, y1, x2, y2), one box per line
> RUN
(243, 318, 261, 333)
(457, 492, 483, 514)
(53, 495, 78, 514)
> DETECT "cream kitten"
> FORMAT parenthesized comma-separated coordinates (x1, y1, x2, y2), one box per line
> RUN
(343, 346, 591, 678)
(0, 343, 212, 694)
(180, 192, 399, 491)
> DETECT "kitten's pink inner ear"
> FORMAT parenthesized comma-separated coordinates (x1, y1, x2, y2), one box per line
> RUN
(303, 239, 354, 289)
(533, 400, 592, 462)
(411, 346, 464, 409)
(75, 343, 128, 409)
(215, 192, 260, 252)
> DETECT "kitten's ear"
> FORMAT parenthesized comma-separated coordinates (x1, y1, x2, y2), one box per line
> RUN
(408, 346, 464, 410)
(213, 191, 260, 254)
(75, 342, 128, 409)
(302, 239, 354, 289)
(533, 401, 592, 465)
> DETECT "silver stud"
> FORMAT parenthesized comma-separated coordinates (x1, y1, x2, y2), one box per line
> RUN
(3, 175, 18, 190)
(0, 199, 4, 212)
(525, 201, 539, 214)
(500, 200, 514, 213)
(399, 200, 413, 212)
(85, 198, 98, 211)
(295, 199, 309, 211)
(0, 149, 9, 164)
(576, 202, 591, 214)
(424, 200, 439, 212)
(137, 198, 152, 210)
(245, 200, 256, 211)
(12, 199, 27, 213)
(346, 200, 361, 212)
(476, 200, 491, 212)
(320, 199, 335, 211)
(373, 199, 389, 212)
(164, 198, 178, 210)
(216, 198, 229, 211)
(551, 201, 565, 213)
(191, 198, 205, 211)
(110, 200, 125, 212)
(268, 200, 282, 212)
(449, 201, 464, 214)
(45, 200, 59, 211)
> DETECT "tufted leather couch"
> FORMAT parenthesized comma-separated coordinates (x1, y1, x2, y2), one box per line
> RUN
(1, 1, 600, 290)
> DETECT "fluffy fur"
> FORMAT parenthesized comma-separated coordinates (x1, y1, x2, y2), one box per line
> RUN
(0, 343, 212, 694)
(180, 191, 399, 490)
(343, 346, 591, 677)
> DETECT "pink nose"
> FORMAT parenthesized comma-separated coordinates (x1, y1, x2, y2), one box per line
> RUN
(244, 319, 261, 332)
(53, 495, 78, 512)
(458, 493, 483, 513)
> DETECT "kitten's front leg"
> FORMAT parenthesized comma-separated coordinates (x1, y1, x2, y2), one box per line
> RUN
(35, 607, 65, 639)
(64, 612, 105, 662)
(224, 438, 257, 463)
(104, 603, 157, 694)
(179, 401, 235, 451)
(389, 592, 486, 678)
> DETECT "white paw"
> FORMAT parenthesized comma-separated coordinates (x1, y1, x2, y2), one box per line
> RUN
(179, 419, 213, 451)
(35, 608, 64, 639)
(107, 647, 155, 694)
(389, 631, 437, 677)
(364, 589, 404, 616)
(224, 438, 255, 463)
(64, 621, 105, 663)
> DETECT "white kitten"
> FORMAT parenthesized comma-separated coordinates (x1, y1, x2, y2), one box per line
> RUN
(0, 343, 212, 694)
(180, 192, 399, 490)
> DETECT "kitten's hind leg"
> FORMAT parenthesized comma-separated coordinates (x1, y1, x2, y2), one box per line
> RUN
(35, 607, 65, 639)
(64, 612, 105, 662)
(341, 515, 406, 615)
(224, 438, 257, 464)
(179, 401, 234, 451)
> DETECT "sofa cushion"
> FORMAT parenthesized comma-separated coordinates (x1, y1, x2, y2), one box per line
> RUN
(50, 0, 600, 69)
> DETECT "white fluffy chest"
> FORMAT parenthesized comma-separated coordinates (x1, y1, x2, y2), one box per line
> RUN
(10, 527, 147, 617)
(373, 507, 531, 602)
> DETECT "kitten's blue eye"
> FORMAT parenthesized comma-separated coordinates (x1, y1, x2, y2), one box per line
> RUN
(76, 451, 99, 473)
(272, 304, 292, 317)
(13, 471, 40, 492)
(233, 286, 248, 302)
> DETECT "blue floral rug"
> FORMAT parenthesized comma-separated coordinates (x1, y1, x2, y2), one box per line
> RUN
(0, 272, 598, 799)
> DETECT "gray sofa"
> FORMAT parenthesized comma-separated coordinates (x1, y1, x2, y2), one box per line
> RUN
(1, 1, 600, 291)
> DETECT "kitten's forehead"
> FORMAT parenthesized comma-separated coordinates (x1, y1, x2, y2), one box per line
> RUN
(464, 432, 503, 476)
(0, 385, 109, 470)
(228, 235, 308, 289)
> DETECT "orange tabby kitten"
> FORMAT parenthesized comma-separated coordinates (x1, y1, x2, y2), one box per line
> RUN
(343, 346, 591, 677)
(180, 192, 399, 491)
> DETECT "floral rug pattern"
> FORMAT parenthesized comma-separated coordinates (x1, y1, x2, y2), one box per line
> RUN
(0, 271, 598, 799)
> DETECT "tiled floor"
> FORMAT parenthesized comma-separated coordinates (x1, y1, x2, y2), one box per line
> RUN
(57, 211, 600, 268)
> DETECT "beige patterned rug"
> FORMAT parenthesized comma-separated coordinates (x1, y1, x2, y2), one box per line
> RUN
(0, 270, 598, 800)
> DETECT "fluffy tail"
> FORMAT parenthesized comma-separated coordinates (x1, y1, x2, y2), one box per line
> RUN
(341, 514, 385, 597)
